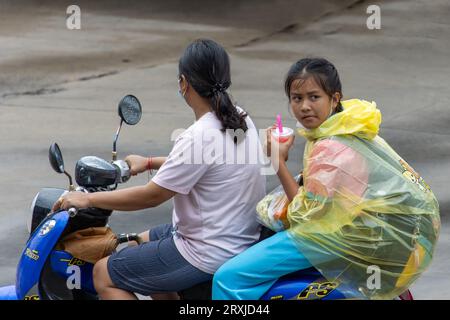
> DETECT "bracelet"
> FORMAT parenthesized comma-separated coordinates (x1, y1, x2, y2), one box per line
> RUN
(147, 157, 153, 175)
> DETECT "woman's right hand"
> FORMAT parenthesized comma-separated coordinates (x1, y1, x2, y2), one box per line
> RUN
(124, 155, 149, 176)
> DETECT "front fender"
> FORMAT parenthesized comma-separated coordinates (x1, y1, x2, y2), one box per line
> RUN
(15, 211, 69, 300)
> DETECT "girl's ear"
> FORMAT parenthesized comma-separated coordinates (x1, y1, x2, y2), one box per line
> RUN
(332, 92, 341, 109)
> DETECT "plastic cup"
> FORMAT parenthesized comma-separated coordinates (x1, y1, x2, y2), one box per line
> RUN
(271, 127, 293, 143)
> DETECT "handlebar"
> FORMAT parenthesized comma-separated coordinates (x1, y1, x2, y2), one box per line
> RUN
(116, 233, 143, 245)
(68, 207, 78, 217)
(112, 159, 131, 184)
(61, 159, 130, 217)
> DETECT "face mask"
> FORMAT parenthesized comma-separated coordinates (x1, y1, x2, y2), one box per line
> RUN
(327, 101, 334, 119)
(177, 77, 185, 100)
(178, 88, 184, 99)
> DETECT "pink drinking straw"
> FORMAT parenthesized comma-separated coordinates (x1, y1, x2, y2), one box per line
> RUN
(276, 114, 283, 134)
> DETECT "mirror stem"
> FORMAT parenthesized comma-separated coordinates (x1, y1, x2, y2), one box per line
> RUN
(113, 120, 123, 161)
(64, 171, 75, 191)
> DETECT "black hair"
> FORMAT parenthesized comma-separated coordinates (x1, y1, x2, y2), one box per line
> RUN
(284, 57, 344, 112)
(178, 39, 248, 139)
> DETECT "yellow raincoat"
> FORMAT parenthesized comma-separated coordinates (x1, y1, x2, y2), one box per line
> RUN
(287, 99, 440, 299)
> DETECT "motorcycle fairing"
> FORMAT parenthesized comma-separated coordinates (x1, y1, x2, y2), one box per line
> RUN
(12, 211, 70, 300)
(50, 250, 96, 294)
(261, 268, 363, 300)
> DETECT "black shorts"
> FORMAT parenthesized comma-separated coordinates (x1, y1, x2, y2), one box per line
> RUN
(107, 223, 212, 295)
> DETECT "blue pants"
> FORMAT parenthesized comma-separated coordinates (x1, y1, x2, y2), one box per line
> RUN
(213, 230, 321, 300)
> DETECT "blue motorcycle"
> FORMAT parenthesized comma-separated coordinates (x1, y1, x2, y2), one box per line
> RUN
(0, 95, 144, 300)
(0, 94, 413, 300)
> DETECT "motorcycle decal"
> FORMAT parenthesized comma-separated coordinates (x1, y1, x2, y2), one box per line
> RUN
(60, 257, 87, 267)
(399, 159, 431, 193)
(297, 281, 338, 300)
(25, 248, 40, 261)
(24, 295, 40, 300)
(51, 251, 97, 294)
(39, 219, 57, 236)
(269, 295, 284, 300)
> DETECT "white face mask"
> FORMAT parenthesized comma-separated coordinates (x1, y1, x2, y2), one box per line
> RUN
(177, 77, 186, 100)
(296, 120, 304, 129)
(178, 88, 184, 99)
(327, 101, 334, 118)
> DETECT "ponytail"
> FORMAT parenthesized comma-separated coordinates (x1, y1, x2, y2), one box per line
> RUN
(179, 39, 248, 143)
(211, 91, 248, 132)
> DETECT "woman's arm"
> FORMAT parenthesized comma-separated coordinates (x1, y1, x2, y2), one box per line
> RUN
(150, 157, 166, 170)
(52, 181, 176, 212)
(88, 181, 174, 211)
(125, 155, 167, 175)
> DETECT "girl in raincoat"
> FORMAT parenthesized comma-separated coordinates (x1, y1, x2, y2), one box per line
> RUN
(212, 58, 440, 300)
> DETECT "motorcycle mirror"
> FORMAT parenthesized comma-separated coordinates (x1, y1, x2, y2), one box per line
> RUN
(49, 143, 75, 190)
(49, 143, 65, 174)
(118, 95, 142, 125)
(113, 95, 142, 161)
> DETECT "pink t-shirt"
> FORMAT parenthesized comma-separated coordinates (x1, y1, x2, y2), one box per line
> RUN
(152, 110, 266, 274)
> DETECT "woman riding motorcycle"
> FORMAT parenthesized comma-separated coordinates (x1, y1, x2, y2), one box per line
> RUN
(52, 39, 266, 300)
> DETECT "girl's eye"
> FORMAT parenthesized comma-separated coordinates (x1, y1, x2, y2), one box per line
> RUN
(292, 96, 302, 102)
(310, 95, 319, 101)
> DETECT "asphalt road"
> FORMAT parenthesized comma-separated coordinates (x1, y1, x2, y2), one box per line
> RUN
(0, 0, 449, 299)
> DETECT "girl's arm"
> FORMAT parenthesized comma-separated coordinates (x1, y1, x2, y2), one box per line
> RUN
(267, 126, 299, 202)
(277, 160, 300, 202)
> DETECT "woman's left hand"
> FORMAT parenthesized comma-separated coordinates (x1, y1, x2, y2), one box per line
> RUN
(52, 192, 91, 213)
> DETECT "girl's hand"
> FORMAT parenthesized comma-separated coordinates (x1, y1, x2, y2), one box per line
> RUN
(277, 134, 295, 162)
(52, 192, 91, 213)
(265, 124, 278, 157)
(266, 124, 295, 162)
(124, 155, 149, 176)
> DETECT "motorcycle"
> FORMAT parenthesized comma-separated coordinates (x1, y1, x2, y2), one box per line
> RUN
(0, 94, 144, 300)
(0, 94, 414, 300)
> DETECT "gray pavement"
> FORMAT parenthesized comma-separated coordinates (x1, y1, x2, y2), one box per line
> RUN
(0, 0, 449, 299)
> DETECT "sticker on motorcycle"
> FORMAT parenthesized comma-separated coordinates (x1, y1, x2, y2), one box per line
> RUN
(39, 219, 57, 236)
(25, 248, 40, 261)
(60, 257, 87, 266)
(297, 281, 338, 300)
(399, 159, 431, 193)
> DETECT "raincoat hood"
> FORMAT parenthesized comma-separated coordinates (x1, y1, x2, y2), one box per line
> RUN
(298, 99, 382, 141)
